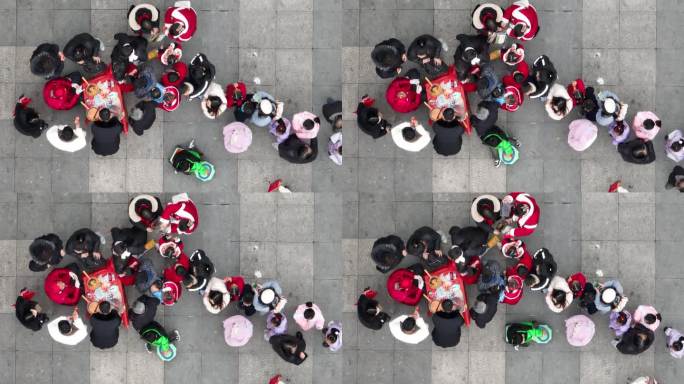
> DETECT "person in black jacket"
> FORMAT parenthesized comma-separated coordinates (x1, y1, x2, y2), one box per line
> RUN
(525, 55, 557, 99)
(407, 34, 447, 78)
(91, 108, 123, 156)
(431, 299, 465, 347)
(28, 233, 65, 272)
(111, 33, 148, 66)
(128, 100, 156, 136)
(578, 282, 598, 315)
(666, 165, 684, 192)
(469, 292, 498, 329)
(371, 38, 406, 78)
(618, 139, 656, 164)
(129, 294, 160, 331)
(526, 248, 556, 291)
(63, 33, 104, 74)
(582, 87, 599, 122)
(321, 98, 342, 132)
(448, 225, 488, 258)
(183, 249, 215, 293)
(13, 96, 47, 138)
(432, 108, 465, 156)
(238, 284, 256, 316)
(356, 96, 390, 139)
(66, 228, 105, 272)
(278, 135, 318, 164)
(357, 289, 391, 330)
(407, 226, 448, 271)
(90, 301, 122, 349)
(371, 235, 405, 273)
(269, 332, 308, 365)
(453, 34, 489, 82)
(186, 53, 216, 100)
(614, 323, 655, 355)
(30, 43, 64, 79)
(14, 289, 49, 331)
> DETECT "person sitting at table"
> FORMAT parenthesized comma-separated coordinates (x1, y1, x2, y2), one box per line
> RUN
(66, 228, 106, 272)
(28, 233, 65, 272)
(47, 307, 88, 346)
(389, 308, 430, 345)
(44, 263, 81, 306)
(386, 268, 424, 306)
(90, 108, 124, 157)
(431, 299, 465, 348)
(407, 34, 448, 78)
(89, 301, 122, 350)
(432, 108, 466, 156)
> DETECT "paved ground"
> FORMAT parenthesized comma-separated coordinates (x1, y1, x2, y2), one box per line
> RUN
(0, 1, 345, 384)
(342, 0, 684, 383)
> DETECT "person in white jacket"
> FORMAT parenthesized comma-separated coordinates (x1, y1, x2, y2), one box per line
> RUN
(202, 277, 230, 314)
(47, 307, 88, 346)
(293, 301, 325, 331)
(545, 275, 573, 313)
(200, 82, 227, 119)
(544, 83, 572, 121)
(391, 117, 431, 152)
(389, 309, 430, 344)
(46, 116, 87, 152)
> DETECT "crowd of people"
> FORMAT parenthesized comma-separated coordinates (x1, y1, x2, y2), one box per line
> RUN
(15, 192, 342, 371)
(358, 191, 682, 367)
(362, 0, 684, 188)
(14, 1, 343, 183)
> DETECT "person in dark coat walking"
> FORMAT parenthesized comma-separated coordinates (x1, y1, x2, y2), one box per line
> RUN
(89, 301, 122, 349)
(431, 299, 465, 347)
(66, 228, 105, 272)
(129, 294, 160, 331)
(618, 139, 656, 164)
(666, 165, 684, 192)
(14, 289, 49, 332)
(469, 291, 499, 329)
(13, 96, 47, 138)
(356, 96, 390, 139)
(371, 38, 406, 78)
(407, 34, 448, 78)
(90, 108, 123, 156)
(63, 33, 105, 74)
(270, 332, 308, 365)
(30, 43, 64, 79)
(278, 135, 318, 164)
(614, 323, 655, 355)
(28, 233, 65, 272)
(432, 108, 465, 156)
(356, 289, 391, 330)
(321, 98, 342, 132)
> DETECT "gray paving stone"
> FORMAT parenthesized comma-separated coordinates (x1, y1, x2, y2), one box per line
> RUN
(583, 12, 619, 49)
(506, 351, 541, 384)
(277, 11, 313, 49)
(469, 351, 505, 384)
(165, 352, 202, 384)
(581, 193, 618, 240)
(580, 351, 617, 384)
(620, 11, 657, 48)
(581, 240, 620, 277)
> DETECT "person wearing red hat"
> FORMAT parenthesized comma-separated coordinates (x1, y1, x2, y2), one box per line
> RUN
(163, 1, 197, 43)
(159, 193, 200, 235)
(567, 272, 587, 299)
(44, 264, 82, 306)
(357, 288, 391, 330)
(472, 3, 505, 36)
(356, 95, 390, 139)
(43, 77, 79, 110)
(502, 0, 540, 42)
(502, 274, 524, 305)
(567, 79, 587, 107)
(14, 288, 49, 331)
(157, 42, 183, 66)
(161, 62, 188, 88)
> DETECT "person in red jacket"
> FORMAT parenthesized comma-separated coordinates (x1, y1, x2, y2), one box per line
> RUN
(43, 77, 79, 110)
(163, 1, 197, 43)
(502, 238, 533, 277)
(44, 264, 81, 306)
(385, 69, 422, 114)
(501, 274, 524, 305)
(226, 82, 248, 108)
(387, 268, 423, 306)
(161, 62, 188, 88)
(225, 276, 246, 302)
(501, 192, 540, 239)
(163, 252, 190, 286)
(159, 193, 199, 235)
(567, 272, 587, 299)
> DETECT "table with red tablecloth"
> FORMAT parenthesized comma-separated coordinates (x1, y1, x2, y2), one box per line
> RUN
(81, 66, 129, 134)
(423, 260, 471, 326)
(423, 65, 472, 135)
(83, 259, 129, 327)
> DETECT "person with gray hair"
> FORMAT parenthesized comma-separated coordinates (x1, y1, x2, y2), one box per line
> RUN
(129, 294, 161, 331)
(128, 100, 156, 136)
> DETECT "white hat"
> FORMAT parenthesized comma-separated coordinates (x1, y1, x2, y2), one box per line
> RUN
(603, 98, 617, 114)
(259, 288, 276, 305)
(601, 287, 617, 304)
(259, 99, 273, 115)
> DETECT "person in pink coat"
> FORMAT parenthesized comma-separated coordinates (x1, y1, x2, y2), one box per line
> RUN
(565, 314, 595, 347)
(223, 315, 253, 347)
(223, 122, 253, 154)
(632, 305, 661, 332)
(293, 302, 325, 331)
(291, 111, 320, 140)
(633, 111, 661, 141)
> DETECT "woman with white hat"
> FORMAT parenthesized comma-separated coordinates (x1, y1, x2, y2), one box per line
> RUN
(594, 279, 628, 314)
